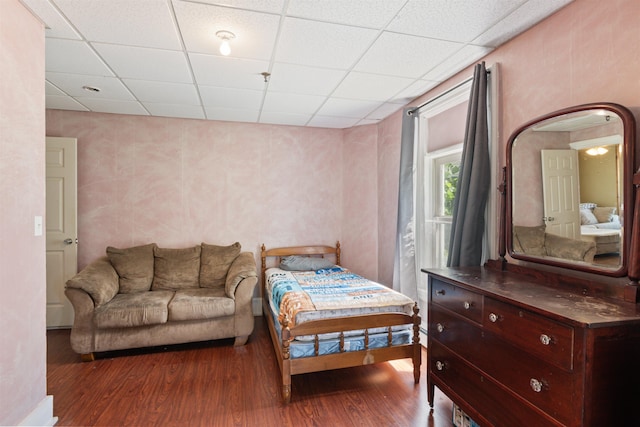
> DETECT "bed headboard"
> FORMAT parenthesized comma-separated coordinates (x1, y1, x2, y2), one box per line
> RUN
(260, 242, 341, 297)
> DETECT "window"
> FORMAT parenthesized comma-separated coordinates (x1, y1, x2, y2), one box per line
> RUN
(424, 148, 462, 269)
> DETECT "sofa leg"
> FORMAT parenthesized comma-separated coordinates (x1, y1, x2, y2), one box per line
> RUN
(234, 335, 249, 346)
(80, 353, 95, 362)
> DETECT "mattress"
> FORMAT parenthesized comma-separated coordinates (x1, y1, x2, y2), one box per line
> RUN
(265, 266, 415, 357)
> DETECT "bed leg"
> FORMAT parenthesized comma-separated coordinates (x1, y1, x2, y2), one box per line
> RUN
(412, 302, 421, 384)
(282, 384, 291, 404)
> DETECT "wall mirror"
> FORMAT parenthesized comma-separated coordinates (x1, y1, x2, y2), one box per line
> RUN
(506, 103, 636, 277)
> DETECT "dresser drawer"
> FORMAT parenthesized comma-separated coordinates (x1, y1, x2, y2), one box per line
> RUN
(430, 279, 483, 324)
(430, 305, 575, 424)
(483, 298, 574, 371)
(429, 341, 562, 427)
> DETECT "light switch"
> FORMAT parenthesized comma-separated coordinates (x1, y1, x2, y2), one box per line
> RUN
(34, 216, 43, 236)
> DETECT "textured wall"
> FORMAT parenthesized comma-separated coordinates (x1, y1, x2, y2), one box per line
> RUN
(0, 1, 48, 425)
(45, 112, 346, 275)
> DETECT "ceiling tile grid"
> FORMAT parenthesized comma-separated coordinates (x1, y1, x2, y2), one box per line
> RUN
(21, 0, 572, 128)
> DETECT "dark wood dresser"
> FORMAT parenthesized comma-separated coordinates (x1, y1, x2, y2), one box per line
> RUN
(423, 266, 640, 426)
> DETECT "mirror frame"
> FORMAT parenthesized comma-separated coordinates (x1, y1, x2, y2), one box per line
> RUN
(505, 102, 636, 277)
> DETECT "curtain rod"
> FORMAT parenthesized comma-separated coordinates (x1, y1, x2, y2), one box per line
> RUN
(408, 69, 490, 116)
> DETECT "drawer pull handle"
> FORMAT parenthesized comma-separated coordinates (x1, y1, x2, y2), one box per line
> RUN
(436, 323, 445, 333)
(436, 289, 446, 296)
(488, 313, 499, 323)
(463, 301, 473, 310)
(530, 378, 544, 393)
(435, 360, 447, 371)
(540, 334, 552, 345)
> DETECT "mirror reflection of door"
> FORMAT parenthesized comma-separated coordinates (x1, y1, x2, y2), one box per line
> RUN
(541, 149, 581, 239)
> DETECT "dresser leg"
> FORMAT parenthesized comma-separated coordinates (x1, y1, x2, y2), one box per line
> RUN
(428, 380, 435, 407)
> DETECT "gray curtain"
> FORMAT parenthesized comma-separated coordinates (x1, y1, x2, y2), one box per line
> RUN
(393, 107, 418, 301)
(447, 62, 490, 267)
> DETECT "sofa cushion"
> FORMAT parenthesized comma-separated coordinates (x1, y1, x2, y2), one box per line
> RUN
(152, 246, 201, 291)
(199, 242, 241, 288)
(94, 291, 174, 328)
(66, 256, 119, 306)
(168, 288, 235, 321)
(512, 225, 546, 256)
(106, 243, 156, 293)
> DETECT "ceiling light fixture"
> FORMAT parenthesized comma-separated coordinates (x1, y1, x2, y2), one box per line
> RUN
(216, 30, 235, 56)
(586, 146, 608, 156)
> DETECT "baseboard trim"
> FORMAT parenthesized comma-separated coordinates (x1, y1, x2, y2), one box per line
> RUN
(18, 395, 57, 426)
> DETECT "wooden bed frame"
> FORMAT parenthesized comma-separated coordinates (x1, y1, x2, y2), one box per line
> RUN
(260, 242, 421, 403)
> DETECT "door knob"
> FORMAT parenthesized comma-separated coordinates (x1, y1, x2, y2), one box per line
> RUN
(63, 238, 74, 245)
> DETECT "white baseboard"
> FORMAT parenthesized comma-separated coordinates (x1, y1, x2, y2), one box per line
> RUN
(18, 395, 57, 426)
(252, 297, 263, 316)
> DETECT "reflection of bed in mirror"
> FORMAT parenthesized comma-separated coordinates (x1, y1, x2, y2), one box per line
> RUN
(579, 202, 621, 255)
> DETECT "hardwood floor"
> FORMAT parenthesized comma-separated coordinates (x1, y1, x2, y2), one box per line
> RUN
(47, 316, 453, 426)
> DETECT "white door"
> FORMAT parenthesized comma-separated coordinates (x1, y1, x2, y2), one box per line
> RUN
(540, 149, 581, 238)
(46, 137, 77, 328)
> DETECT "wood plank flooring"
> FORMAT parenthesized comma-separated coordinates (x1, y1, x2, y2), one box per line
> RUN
(47, 316, 453, 426)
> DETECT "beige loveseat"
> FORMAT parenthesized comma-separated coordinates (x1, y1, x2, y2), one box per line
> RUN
(65, 242, 257, 361)
(513, 225, 597, 263)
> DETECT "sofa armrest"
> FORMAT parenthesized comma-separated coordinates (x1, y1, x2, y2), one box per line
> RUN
(225, 252, 258, 299)
(66, 256, 119, 306)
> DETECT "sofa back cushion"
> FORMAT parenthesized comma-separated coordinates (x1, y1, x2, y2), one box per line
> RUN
(152, 246, 202, 291)
(512, 225, 546, 256)
(199, 242, 241, 288)
(106, 243, 156, 293)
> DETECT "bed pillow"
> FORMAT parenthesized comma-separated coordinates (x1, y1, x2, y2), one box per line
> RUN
(280, 256, 335, 271)
(106, 243, 156, 293)
(580, 209, 599, 225)
(593, 207, 616, 223)
(199, 242, 241, 288)
(152, 246, 201, 291)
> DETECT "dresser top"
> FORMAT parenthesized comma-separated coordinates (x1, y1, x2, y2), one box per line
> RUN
(423, 266, 640, 328)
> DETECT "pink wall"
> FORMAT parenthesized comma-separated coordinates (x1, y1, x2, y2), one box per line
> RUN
(0, 1, 49, 425)
(376, 0, 640, 276)
(45, 112, 346, 276)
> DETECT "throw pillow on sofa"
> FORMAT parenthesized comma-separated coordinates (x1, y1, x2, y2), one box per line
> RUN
(106, 243, 157, 293)
(152, 246, 201, 291)
(199, 242, 241, 288)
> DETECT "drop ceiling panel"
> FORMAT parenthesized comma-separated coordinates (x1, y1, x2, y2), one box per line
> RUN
(93, 44, 194, 83)
(21, 0, 81, 39)
(259, 111, 313, 127)
(190, 0, 285, 14)
(53, 0, 182, 50)
(45, 39, 114, 75)
(333, 72, 415, 102)
(354, 32, 463, 78)
(174, 2, 281, 59)
(46, 73, 135, 99)
(285, 0, 406, 28)
(46, 95, 89, 111)
(189, 53, 269, 89)
(77, 98, 149, 116)
(204, 106, 259, 122)
(199, 86, 263, 110)
(276, 18, 379, 69)
(472, 0, 573, 47)
(25, 0, 573, 128)
(317, 98, 382, 119)
(123, 80, 200, 105)
(268, 63, 347, 96)
(262, 92, 327, 115)
(387, 0, 526, 43)
(143, 103, 205, 120)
